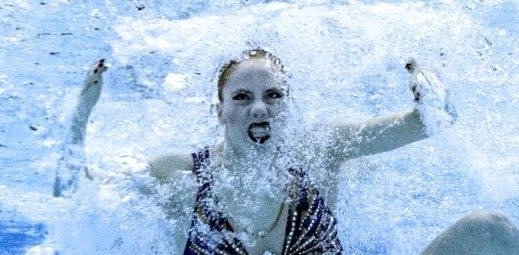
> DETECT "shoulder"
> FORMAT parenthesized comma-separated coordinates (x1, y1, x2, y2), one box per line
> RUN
(148, 144, 223, 182)
(149, 153, 193, 183)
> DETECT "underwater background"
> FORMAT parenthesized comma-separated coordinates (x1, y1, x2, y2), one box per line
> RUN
(1, 0, 519, 254)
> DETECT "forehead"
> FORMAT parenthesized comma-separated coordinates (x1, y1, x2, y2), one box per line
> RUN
(224, 60, 282, 92)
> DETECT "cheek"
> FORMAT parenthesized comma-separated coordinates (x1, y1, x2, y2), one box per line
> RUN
(270, 100, 288, 116)
(221, 104, 242, 124)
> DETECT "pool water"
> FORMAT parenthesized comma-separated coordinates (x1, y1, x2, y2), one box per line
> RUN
(1, 1, 519, 254)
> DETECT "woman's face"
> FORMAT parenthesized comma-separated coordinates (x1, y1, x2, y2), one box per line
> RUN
(219, 59, 288, 148)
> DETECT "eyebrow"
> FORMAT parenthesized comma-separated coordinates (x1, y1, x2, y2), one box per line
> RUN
(231, 89, 252, 94)
(230, 87, 284, 95)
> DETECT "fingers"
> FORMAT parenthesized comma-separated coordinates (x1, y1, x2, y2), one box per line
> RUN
(92, 58, 108, 75)
(406, 57, 422, 102)
(405, 57, 416, 74)
(414, 91, 421, 102)
(86, 59, 108, 87)
(410, 82, 421, 102)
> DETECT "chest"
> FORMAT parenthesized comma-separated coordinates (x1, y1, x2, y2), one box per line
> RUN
(212, 162, 290, 253)
(214, 168, 289, 236)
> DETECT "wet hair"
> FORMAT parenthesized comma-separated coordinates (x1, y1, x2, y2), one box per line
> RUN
(217, 48, 287, 102)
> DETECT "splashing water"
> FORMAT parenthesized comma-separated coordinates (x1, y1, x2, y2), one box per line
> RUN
(1, 1, 519, 254)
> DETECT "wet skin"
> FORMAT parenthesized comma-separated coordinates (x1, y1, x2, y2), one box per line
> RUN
(218, 59, 288, 152)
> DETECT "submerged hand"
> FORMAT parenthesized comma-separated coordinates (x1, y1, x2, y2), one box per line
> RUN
(405, 58, 457, 125)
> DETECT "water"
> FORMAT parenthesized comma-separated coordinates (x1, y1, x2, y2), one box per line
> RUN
(1, 1, 519, 254)
(0, 220, 46, 255)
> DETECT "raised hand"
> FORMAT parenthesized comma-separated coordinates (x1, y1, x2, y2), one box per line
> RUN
(405, 58, 457, 133)
(54, 59, 107, 197)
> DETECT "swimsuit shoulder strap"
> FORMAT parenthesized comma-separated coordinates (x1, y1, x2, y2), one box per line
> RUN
(282, 165, 343, 255)
(191, 147, 212, 184)
(184, 148, 249, 255)
(191, 147, 210, 173)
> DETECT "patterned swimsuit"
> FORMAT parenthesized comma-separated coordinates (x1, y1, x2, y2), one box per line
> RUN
(183, 149, 343, 255)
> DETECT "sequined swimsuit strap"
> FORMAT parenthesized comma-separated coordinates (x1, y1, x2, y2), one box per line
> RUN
(281, 166, 343, 255)
(183, 148, 249, 255)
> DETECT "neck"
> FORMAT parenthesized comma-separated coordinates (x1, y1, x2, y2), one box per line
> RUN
(217, 140, 289, 201)
(222, 139, 278, 170)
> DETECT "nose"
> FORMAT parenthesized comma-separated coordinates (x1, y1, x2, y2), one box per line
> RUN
(250, 100, 268, 119)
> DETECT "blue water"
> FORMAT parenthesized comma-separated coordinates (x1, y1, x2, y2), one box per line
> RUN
(0, 221, 46, 255)
(1, 1, 519, 254)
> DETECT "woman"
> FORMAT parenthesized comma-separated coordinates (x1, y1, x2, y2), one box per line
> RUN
(146, 48, 519, 255)
(53, 51, 518, 254)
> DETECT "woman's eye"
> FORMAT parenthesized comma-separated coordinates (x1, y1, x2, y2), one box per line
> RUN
(267, 91, 283, 99)
(232, 93, 250, 101)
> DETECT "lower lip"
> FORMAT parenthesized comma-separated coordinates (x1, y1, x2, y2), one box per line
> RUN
(248, 134, 271, 144)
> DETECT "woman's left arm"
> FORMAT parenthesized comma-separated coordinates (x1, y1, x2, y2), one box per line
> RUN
(327, 108, 427, 161)
(326, 58, 456, 163)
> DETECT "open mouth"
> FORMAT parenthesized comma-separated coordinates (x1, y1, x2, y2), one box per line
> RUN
(248, 122, 271, 144)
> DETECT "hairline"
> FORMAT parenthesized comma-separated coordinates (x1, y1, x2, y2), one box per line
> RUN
(217, 49, 287, 102)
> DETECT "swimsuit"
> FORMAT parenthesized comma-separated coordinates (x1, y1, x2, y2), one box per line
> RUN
(184, 149, 343, 255)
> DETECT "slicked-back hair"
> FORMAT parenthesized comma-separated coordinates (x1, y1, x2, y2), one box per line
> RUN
(217, 48, 287, 102)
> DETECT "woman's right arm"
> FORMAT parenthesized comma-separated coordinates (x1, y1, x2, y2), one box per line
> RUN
(147, 153, 195, 251)
(149, 153, 194, 183)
